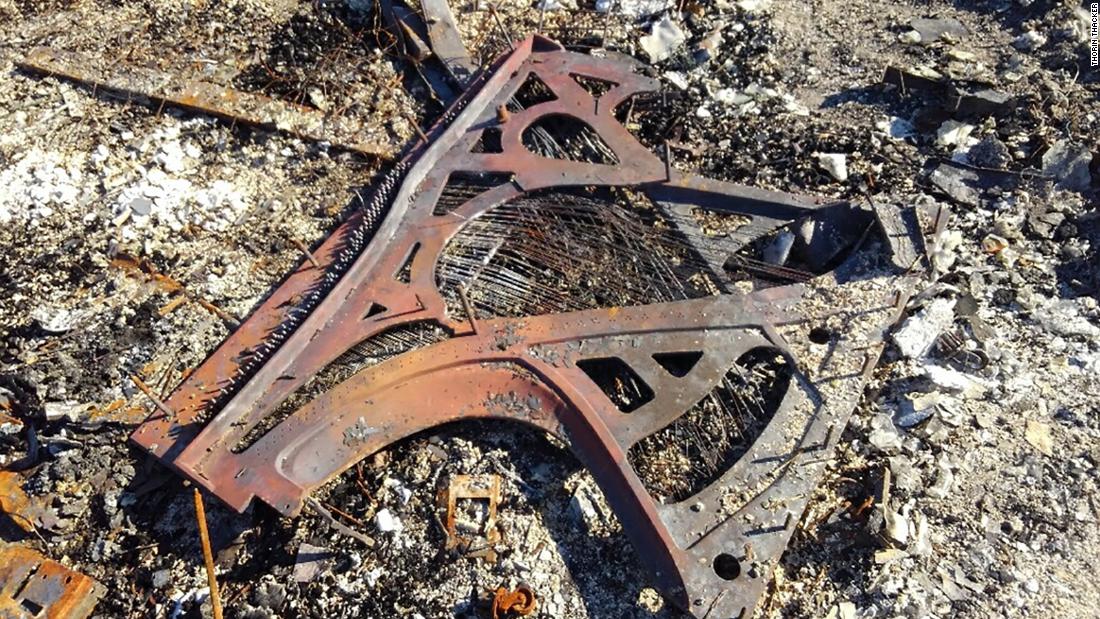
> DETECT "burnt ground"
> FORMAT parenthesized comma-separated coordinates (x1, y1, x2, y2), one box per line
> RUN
(0, 0, 1098, 618)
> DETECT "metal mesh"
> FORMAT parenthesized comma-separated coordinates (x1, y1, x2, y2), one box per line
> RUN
(628, 347, 792, 503)
(232, 321, 451, 453)
(435, 189, 725, 317)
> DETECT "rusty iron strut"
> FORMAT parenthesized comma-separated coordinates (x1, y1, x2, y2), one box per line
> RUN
(132, 36, 926, 618)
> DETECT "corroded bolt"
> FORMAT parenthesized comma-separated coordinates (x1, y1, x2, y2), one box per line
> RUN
(497, 105, 511, 124)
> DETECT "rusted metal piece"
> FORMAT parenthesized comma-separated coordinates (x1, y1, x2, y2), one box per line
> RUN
(16, 47, 395, 159)
(0, 544, 102, 619)
(491, 584, 536, 619)
(444, 475, 501, 558)
(306, 498, 376, 547)
(129, 375, 174, 420)
(291, 240, 322, 270)
(380, 0, 433, 62)
(419, 0, 476, 85)
(131, 36, 926, 618)
(193, 489, 224, 619)
(0, 473, 40, 535)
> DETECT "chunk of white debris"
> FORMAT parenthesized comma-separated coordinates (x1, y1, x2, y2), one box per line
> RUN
(780, 94, 810, 116)
(896, 391, 941, 427)
(1025, 420, 1053, 457)
(663, 71, 689, 90)
(1034, 299, 1100, 338)
(128, 196, 154, 218)
(875, 547, 908, 564)
(875, 116, 915, 139)
(1042, 140, 1094, 192)
(363, 566, 385, 587)
(43, 401, 93, 423)
(639, 15, 686, 63)
(1012, 30, 1046, 50)
(169, 588, 210, 619)
(0, 149, 85, 225)
(898, 30, 922, 44)
(814, 153, 848, 182)
(375, 508, 402, 533)
(884, 505, 909, 545)
(836, 600, 857, 619)
(383, 478, 413, 505)
(924, 364, 991, 399)
(892, 298, 956, 359)
(91, 144, 110, 166)
(155, 140, 188, 174)
(570, 486, 601, 531)
(735, 0, 771, 11)
(910, 512, 932, 556)
(946, 48, 977, 62)
(596, 0, 669, 17)
(926, 458, 955, 499)
(0, 413, 21, 435)
(868, 413, 903, 452)
(713, 87, 738, 106)
(30, 306, 82, 333)
(936, 120, 975, 147)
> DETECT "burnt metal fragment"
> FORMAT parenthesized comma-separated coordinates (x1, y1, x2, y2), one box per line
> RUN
(0, 545, 102, 619)
(444, 474, 501, 560)
(882, 65, 1016, 117)
(0, 473, 41, 535)
(420, 0, 477, 85)
(928, 159, 1029, 207)
(492, 583, 537, 619)
(16, 47, 395, 158)
(132, 36, 928, 618)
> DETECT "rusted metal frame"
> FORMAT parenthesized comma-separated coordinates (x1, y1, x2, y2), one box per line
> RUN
(130, 35, 921, 619)
(444, 474, 501, 555)
(208, 289, 805, 591)
(157, 39, 548, 484)
(130, 38, 523, 464)
(183, 272, 902, 617)
(16, 47, 395, 159)
(150, 38, 671, 480)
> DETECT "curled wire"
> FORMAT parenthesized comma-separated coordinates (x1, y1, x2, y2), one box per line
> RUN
(933, 330, 989, 370)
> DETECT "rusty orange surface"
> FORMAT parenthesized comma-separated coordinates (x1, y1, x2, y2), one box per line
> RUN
(0, 473, 35, 534)
(0, 545, 101, 619)
(492, 584, 536, 619)
(444, 474, 501, 553)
